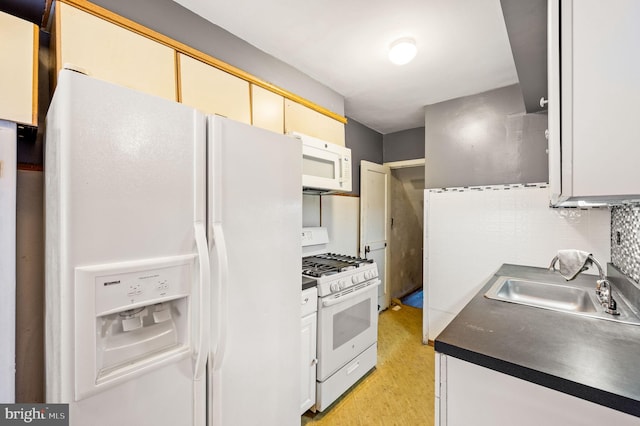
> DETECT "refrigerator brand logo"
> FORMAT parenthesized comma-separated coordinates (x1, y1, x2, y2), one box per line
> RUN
(103, 280, 121, 286)
(1, 404, 68, 425)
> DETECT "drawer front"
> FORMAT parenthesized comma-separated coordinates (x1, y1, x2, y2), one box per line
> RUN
(301, 287, 318, 317)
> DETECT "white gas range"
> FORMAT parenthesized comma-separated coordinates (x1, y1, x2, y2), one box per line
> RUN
(301, 227, 380, 412)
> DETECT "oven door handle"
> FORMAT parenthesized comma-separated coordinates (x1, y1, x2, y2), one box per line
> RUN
(322, 279, 381, 307)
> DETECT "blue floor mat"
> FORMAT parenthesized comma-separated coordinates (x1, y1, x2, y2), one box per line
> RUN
(401, 289, 423, 308)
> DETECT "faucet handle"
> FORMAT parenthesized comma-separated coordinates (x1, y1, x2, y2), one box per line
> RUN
(596, 279, 620, 316)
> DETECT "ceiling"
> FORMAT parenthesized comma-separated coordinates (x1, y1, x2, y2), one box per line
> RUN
(172, 0, 519, 134)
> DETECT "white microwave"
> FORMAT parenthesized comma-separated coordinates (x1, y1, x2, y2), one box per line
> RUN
(290, 132, 352, 193)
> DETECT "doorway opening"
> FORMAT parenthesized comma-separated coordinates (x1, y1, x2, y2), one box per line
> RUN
(388, 162, 425, 309)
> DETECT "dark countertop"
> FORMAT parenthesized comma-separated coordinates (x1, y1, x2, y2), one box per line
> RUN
(434, 263, 640, 418)
(302, 276, 317, 290)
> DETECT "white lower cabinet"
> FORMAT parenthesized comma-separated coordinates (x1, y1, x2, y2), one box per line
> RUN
(435, 353, 640, 426)
(301, 287, 317, 414)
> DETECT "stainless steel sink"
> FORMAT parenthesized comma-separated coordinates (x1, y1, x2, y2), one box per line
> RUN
(485, 276, 640, 325)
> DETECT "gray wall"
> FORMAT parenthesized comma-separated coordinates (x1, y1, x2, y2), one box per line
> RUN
(424, 84, 548, 189)
(500, 0, 547, 113)
(91, 0, 344, 115)
(383, 127, 425, 163)
(345, 117, 383, 196)
(16, 171, 45, 403)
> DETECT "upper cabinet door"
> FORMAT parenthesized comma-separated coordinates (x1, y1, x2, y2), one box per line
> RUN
(549, 0, 640, 205)
(0, 11, 38, 125)
(179, 54, 251, 124)
(251, 85, 284, 134)
(284, 100, 345, 146)
(56, 3, 176, 101)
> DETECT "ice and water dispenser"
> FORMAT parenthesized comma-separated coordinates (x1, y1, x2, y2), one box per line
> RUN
(74, 255, 196, 400)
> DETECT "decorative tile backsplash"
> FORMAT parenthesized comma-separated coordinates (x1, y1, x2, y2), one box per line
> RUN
(611, 205, 640, 284)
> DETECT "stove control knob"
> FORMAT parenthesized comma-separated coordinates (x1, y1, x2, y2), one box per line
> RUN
(330, 283, 340, 292)
(364, 271, 372, 280)
(351, 275, 359, 284)
(338, 280, 346, 289)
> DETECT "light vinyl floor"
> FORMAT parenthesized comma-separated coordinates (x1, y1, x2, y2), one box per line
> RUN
(302, 305, 435, 425)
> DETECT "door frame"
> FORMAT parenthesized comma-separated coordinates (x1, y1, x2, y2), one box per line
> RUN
(360, 158, 426, 312)
(384, 158, 425, 169)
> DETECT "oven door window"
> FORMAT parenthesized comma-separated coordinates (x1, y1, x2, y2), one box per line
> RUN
(333, 299, 370, 350)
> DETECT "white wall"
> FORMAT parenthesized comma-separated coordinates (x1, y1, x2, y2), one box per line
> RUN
(320, 195, 359, 256)
(424, 184, 611, 341)
(302, 194, 320, 227)
(302, 194, 359, 256)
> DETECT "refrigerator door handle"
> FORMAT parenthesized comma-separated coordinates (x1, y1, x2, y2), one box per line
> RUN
(211, 222, 229, 372)
(193, 221, 210, 380)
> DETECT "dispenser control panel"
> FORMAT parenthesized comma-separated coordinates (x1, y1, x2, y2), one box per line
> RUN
(93, 261, 192, 316)
(74, 255, 194, 400)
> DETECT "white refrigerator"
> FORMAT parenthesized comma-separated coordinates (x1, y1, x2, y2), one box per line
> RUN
(45, 69, 301, 426)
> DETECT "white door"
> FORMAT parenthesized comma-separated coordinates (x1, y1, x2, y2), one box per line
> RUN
(360, 160, 390, 311)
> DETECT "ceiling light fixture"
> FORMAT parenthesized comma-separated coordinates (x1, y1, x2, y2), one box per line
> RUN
(388, 38, 417, 65)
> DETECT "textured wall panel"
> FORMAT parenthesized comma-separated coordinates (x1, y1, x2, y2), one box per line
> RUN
(611, 206, 640, 284)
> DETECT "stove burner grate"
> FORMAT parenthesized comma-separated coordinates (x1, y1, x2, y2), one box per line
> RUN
(302, 253, 373, 277)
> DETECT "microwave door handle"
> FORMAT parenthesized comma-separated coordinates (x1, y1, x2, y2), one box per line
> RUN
(321, 279, 381, 308)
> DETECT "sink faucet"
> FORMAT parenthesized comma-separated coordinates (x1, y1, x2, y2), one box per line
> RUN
(588, 256, 620, 316)
(549, 253, 620, 316)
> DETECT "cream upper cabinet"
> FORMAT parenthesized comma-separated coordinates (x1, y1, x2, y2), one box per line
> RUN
(56, 3, 176, 101)
(284, 100, 345, 146)
(251, 85, 283, 134)
(0, 11, 37, 125)
(179, 54, 250, 124)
